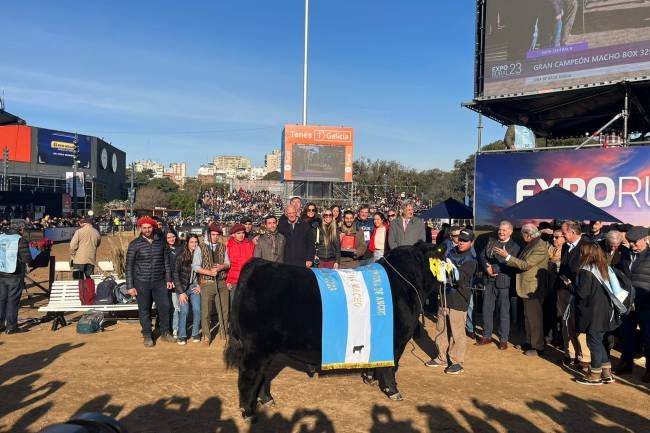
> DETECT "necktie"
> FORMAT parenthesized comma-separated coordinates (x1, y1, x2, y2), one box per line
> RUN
(403, 219, 409, 231)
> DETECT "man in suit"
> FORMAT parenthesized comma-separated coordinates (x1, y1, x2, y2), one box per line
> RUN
(278, 205, 314, 268)
(615, 226, 650, 382)
(387, 201, 425, 250)
(477, 220, 520, 349)
(558, 220, 589, 368)
(496, 224, 549, 356)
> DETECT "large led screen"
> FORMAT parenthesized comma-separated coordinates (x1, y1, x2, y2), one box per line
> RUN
(481, 0, 650, 98)
(292, 144, 347, 182)
(37, 128, 91, 168)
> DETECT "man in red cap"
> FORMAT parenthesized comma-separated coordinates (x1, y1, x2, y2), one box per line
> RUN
(126, 216, 175, 347)
(226, 223, 255, 307)
(194, 222, 229, 344)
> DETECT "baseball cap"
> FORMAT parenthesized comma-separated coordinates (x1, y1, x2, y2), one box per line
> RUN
(626, 226, 648, 242)
(458, 229, 475, 242)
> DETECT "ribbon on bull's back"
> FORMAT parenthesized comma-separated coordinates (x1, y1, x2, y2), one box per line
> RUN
(312, 263, 394, 370)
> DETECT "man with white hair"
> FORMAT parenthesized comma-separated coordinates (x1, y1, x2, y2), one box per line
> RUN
(278, 204, 314, 267)
(387, 200, 425, 249)
(495, 223, 549, 356)
(602, 230, 626, 267)
(478, 220, 520, 349)
(0, 220, 33, 334)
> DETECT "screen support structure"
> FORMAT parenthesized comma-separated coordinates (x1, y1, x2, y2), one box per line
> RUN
(575, 86, 630, 150)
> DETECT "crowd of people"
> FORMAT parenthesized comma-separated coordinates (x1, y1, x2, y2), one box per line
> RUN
(118, 196, 426, 347)
(198, 188, 284, 224)
(1, 198, 648, 388)
(426, 220, 649, 385)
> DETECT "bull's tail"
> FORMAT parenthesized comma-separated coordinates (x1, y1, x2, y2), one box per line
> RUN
(223, 258, 262, 369)
(224, 333, 243, 369)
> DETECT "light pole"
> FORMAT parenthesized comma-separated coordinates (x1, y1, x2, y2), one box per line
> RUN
(302, 0, 310, 125)
(72, 133, 79, 216)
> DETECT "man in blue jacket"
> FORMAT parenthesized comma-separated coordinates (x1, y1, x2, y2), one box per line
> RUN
(0, 220, 33, 334)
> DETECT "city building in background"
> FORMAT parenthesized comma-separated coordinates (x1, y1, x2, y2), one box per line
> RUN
(213, 155, 251, 171)
(0, 109, 126, 218)
(133, 159, 164, 178)
(264, 149, 281, 173)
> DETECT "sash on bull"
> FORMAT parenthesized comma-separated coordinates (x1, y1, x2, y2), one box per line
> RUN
(224, 242, 446, 421)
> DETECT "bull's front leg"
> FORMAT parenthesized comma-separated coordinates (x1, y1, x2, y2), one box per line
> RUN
(238, 357, 268, 421)
(375, 366, 402, 401)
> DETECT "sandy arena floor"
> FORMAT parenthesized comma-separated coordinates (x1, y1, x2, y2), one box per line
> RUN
(1, 234, 648, 433)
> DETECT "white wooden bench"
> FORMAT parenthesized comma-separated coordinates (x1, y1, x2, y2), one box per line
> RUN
(39, 277, 149, 330)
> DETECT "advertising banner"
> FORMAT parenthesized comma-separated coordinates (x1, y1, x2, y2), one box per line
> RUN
(65, 172, 86, 197)
(37, 128, 91, 168)
(475, 146, 650, 227)
(0, 126, 32, 162)
(282, 125, 354, 182)
(481, 1, 650, 98)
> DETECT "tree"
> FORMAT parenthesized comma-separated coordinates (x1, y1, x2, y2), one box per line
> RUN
(126, 168, 155, 188)
(148, 177, 179, 194)
(168, 191, 196, 217)
(134, 186, 169, 209)
(262, 171, 281, 181)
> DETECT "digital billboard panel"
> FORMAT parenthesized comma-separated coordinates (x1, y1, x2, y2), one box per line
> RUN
(282, 125, 354, 182)
(0, 125, 32, 162)
(481, 1, 650, 98)
(475, 146, 650, 227)
(37, 128, 91, 168)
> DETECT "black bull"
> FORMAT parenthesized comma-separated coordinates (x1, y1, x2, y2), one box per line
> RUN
(224, 242, 446, 419)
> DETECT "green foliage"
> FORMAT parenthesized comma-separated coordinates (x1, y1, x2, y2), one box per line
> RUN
(168, 191, 196, 216)
(127, 168, 155, 187)
(263, 171, 281, 181)
(148, 177, 179, 194)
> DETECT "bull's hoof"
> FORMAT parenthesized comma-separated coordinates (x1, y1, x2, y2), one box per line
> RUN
(240, 409, 257, 423)
(388, 392, 403, 401)
(362, 373, 378, 386)
(257, 397, 276, 407)
(383, 388, 403, 401)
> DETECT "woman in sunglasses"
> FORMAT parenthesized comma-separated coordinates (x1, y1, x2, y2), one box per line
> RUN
(314, 208, 340, 268)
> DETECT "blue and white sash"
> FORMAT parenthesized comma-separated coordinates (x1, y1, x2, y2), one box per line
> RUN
(0, 234, 20, 274)
(313, 263, 394, 370)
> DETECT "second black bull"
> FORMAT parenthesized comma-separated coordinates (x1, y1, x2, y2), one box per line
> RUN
(224, 242, 446, 419)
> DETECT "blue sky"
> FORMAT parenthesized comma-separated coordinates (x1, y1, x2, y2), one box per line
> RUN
(2, 1, 504, 174)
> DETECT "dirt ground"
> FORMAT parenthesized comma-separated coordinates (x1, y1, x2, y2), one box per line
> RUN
(1, 234, 648, 433)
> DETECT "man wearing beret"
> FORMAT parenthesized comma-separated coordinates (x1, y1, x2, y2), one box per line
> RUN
(126, 216, 175, 347)
(616, 226, 650, 382)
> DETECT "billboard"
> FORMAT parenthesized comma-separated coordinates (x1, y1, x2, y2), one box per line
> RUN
(282, 125, 354, 182)
(475, 146, 650, 227)
(480, 1, 650, 98)
(0, 125, 32, 162)
(37, 128, 91, 168)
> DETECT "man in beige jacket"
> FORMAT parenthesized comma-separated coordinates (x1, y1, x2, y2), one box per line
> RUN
(494, 223, 549, 357)
(69, 218, 101, 278)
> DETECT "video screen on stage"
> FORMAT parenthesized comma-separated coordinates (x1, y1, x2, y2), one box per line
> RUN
(292, 144, 346, 182)
(480, 0, 650, 98)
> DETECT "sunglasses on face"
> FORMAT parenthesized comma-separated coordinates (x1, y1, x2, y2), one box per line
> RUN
(388, 214, 396, 218)
(307, 208, 316, 212)
(451, 234, 459, 238)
